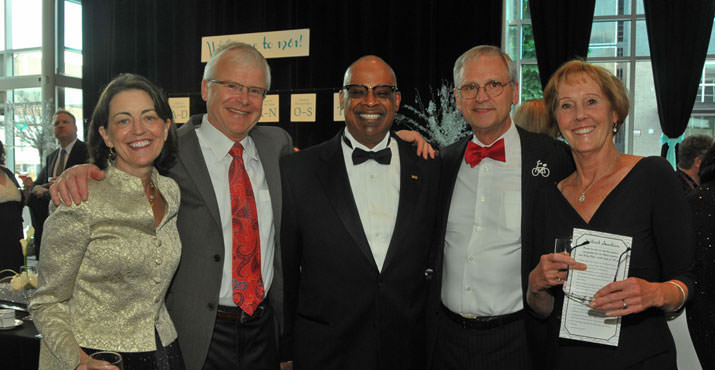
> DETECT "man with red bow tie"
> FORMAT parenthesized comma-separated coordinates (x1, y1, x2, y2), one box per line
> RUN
(425, 45, 573, 370)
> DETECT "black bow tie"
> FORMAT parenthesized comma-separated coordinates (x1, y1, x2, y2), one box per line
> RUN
(352, 147, 392, 165)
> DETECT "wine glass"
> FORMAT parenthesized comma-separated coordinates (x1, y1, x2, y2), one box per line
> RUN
(20, 266, 37, 320)
(89, 351, 124, 370)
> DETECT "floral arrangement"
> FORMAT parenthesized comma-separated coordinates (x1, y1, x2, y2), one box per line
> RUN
(396, 81, 471, 149)
(0, 226, 38, 291)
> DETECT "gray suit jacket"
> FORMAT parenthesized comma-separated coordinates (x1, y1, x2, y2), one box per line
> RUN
(165, 114, 293, 370)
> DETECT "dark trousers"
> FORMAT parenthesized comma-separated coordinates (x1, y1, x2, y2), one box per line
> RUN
(203, 301, 279, 370)
(433, 309, 532, 370)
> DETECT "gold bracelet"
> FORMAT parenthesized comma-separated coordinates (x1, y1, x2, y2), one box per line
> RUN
(666, 280, 686, 311)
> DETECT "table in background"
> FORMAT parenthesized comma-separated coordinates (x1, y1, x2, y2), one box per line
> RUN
(0, 282, 40, 370)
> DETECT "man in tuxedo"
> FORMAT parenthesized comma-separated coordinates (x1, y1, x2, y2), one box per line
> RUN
(280, 55, 440, 370)
(50, 43, 293, 370)
(426, 45, 572, 370)
(27, 109, 88, 251)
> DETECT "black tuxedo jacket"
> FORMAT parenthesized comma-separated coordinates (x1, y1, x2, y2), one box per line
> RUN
(280, 133, 440, 370)
(28, 140, 89, 247)
(425, 127, 573, 368)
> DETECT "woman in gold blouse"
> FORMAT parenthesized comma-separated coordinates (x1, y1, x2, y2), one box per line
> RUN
(30, 74, 185, 370)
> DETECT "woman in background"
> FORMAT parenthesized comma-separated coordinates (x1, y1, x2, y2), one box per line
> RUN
(0, 139, 25, 271)
(512, 98, 560, 139)
(687, 144, 715, 369)
(30, 73, 185, 370)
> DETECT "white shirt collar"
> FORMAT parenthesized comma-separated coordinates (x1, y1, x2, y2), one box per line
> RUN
(342, 129, 391, 152)
(199, 114, 258, 161)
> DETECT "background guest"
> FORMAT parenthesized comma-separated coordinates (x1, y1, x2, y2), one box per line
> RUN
(513, 98, 559, 139)
(26, 109, 88, 254)
(676, 134, 713, 194)
(0, 139, 25, 271)
(686, 144, 715, 370)
(527, 60, 694, 370)
(30, 74, 184, 370)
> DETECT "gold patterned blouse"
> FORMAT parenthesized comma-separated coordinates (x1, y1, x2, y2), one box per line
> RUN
(29, 164, 182, 370)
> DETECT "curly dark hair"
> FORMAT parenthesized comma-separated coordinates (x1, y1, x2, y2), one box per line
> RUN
(87, 73, 177, 175)
(0, 139, 5, 166)
(698, 144, 715, 184)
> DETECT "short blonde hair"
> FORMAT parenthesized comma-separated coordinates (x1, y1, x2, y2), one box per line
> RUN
(544, 59, 629, 133)
(513, 99, 559, 138)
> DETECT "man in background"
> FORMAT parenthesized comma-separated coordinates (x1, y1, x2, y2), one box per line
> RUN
(676, 134, 713, 193)
(27, 109, 88, 253)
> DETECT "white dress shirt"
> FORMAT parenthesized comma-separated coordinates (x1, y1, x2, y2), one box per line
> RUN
(195, 115, 276, 307)
(341, 130, 400, 272)
(441, 121, 523, 316)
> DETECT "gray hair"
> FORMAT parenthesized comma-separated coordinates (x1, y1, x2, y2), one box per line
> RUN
(453, 45, 518, 88)
(203, 42, 272, 90)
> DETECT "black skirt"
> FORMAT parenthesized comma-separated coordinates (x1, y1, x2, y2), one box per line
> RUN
(82, 331, 185, 370)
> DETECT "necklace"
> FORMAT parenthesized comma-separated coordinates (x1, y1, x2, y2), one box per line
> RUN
(146, 179, 156, 207)
(576, 158, 618, 203)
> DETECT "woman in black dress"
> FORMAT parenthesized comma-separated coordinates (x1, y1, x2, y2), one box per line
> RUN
(0, 139, 25, 271)
(525, 60, 694, 370)
(687, 145, 715, 369)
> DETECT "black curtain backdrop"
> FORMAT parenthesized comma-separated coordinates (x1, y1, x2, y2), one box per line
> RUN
(644, 0, 715, 156)
(82, 0, 502, 149)
(529, 0, 596, 90)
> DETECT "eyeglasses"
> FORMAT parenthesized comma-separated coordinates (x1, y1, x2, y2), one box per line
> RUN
(208, 79, 267, 99)
(343, 84, 398, 100)
(563, 243, 631, 306)
(457, 80, 511, 99)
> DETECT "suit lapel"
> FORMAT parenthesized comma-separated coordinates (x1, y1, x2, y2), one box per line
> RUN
(316, 134, 376, 269)
(381, 138, 421, 271)
(177, 118, 222, 228)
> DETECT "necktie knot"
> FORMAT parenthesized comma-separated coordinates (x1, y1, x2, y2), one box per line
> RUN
(352, 147, 392, 165)
(464, 138, 506, 167)
(229, 143, 244, 158)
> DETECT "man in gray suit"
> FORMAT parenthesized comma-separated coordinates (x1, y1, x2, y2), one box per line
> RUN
(51, 43, 293, 370)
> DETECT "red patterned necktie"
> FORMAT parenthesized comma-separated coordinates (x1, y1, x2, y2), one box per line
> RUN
(228, 143, 264, 315)
(464, 138, 506, 167)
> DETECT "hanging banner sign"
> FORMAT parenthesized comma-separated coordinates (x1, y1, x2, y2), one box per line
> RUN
(290, 93, 316, 122)
(168, 97, 190, 124)
(259, 95, 280, 123)
(333, 92, 345, 122)
(201, 28, 310, 61)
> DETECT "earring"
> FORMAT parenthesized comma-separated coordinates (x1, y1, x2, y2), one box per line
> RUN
(612, 122, 618, 134)
(108, 146, 116, 158)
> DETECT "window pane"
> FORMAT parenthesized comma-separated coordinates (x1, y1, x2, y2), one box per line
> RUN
(636, 0, 644, 15)
(521, 64, 543, 101)
(635, 20, 649, 56)
(0, 0, 5, 51)
(57, 86, 83, 139)
(709, 24, 715, 55)
(506, 25, 519, 61)
(64, 1, 82, 50)
(631, 61, 663, 157)
(522, 0, 530, 19)
(13, 51, 41, 75)
(506, 0, 521, 22)
(63, 50, 82, 77)
(11, 0, 42, 49)
(594, 0, 631, 16)
(522, 24, 536, 59)
(9, 88, 49, 178)
(686, 115, 715, 138)
(589, 21, 631, 57)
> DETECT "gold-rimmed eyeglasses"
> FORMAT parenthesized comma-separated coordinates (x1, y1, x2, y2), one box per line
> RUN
(208, 79, 267, 99)
(343, 84, 398, 100)
(457, 80, 511, 99)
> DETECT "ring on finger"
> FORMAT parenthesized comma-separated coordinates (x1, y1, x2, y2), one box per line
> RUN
(622, 299, 627, 309)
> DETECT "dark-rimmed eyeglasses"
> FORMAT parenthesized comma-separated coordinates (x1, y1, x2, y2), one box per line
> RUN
(208, 79, 267, 99)
(343, 84, 398, 100)
(457, 80, 511, 99)
(563, 242, 631, 306)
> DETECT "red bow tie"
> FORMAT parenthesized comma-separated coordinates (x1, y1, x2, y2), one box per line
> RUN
(464, 139, 506, 167)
